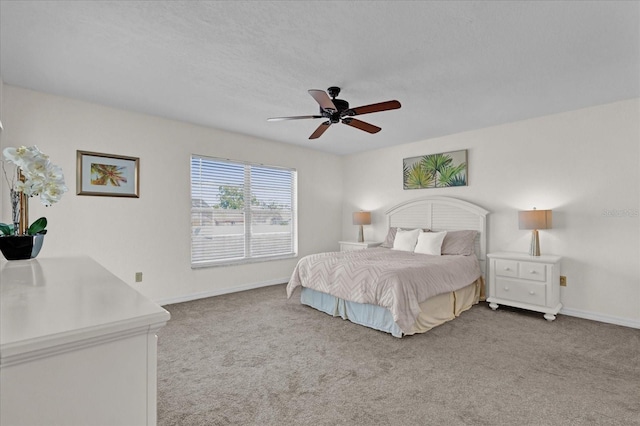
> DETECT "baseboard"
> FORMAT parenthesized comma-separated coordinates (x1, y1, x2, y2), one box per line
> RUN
(560, 307, 640, 329)
(156, 285, 640, 329)
(154, 277, 289, 306)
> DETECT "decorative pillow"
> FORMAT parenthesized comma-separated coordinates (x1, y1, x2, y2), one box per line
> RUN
(441, 230, 478, 255)
(414, 231, 447, 255)
(381, 227, 430, 248)
(392, 228, 421, 252)
(380, 227, 398, 248)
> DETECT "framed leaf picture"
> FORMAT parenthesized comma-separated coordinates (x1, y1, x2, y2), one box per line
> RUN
(76, 150, 140, 197)
(403, 149, 467, 189)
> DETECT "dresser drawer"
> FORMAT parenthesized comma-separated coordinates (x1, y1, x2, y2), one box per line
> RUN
(495, 259, 518, 278)
(495, 278, 546, 306)
(518, 262, 547, 282)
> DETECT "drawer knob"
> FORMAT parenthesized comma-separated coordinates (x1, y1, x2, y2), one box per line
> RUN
(503, 287, 509, 291)
(530, 270, 537, 274)
(504, 267, 511, 271)
(529, 290, 535, 295)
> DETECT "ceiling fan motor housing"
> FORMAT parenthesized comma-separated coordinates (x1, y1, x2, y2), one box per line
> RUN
(322, 87, 350, 123)
(322, 98, 350, 123)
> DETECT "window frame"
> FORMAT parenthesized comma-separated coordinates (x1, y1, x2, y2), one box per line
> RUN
(190, 154, 298, 268)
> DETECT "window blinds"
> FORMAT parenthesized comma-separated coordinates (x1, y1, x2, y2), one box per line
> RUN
(190, 155, 297, 267)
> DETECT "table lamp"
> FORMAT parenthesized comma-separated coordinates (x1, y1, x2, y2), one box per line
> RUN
(518, 208, 552, 256)
(352, 211, 371, 243)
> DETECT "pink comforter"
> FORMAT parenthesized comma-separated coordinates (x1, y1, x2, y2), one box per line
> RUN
(287, 248, 482, 333)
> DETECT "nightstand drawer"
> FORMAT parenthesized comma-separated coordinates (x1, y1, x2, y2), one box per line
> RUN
(495, 278, 546, 306)
(519, 262, 546, 282)
(495, 259, 518, 278)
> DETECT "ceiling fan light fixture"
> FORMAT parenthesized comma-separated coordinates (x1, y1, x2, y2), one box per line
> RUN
(268, 86, 401, 140)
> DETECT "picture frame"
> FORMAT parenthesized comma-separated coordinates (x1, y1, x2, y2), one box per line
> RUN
(76, 150, 140, 197)
(403, 149, 468, 190)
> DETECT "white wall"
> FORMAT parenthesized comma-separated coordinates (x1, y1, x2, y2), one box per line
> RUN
(0, 75, 4, 129)
(0, 76, 4, 208)
(342, 99, 640, 326)
(3, 84, 638, 327)
(1, 85, 344, 303)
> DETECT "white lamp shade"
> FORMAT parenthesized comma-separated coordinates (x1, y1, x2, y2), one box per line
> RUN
(519, 209, 552, 230)
(352, 211, 371, 225)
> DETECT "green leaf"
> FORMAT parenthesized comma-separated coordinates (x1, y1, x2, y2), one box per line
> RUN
(28, 217, 48, 235)
(421, 154, 453, 187)
(438, 163, 467, 187)
(404, 162, 434, 189)
(0, 223, 14, 236)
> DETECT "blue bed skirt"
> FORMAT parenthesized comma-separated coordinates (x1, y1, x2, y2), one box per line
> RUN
(300, 287, 404, 337)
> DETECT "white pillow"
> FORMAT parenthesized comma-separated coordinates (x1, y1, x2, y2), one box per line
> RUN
(414, 231, 448, 256)
(392, 228, 421, 252)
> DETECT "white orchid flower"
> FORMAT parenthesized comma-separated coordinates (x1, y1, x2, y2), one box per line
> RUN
(46, 164, 65, 182)
(3, 145, 66, 207)
(40, 182, 68, 206)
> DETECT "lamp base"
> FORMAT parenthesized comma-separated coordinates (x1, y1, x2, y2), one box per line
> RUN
(529, 229, 540, 256)
(358, 225, 364, 243)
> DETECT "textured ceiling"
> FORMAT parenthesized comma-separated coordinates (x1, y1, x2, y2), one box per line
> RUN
(1, 1, 638, 155)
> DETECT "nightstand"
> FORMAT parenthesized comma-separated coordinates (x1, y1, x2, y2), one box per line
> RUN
(487, 252, 562, 321)
(339, 241, 382, 252)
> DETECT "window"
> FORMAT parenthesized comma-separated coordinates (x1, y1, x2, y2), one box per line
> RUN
(190, 155, 297, 267)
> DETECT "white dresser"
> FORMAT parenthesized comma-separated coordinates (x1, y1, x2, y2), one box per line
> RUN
(0, 256, 170, 426)
(487, 252, 562, 321)
(339, 241, 382, 251)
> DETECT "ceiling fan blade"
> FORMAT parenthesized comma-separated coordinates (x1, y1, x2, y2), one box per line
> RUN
(267, 115, 323, 122)
(342, 118, 381, 134)
(308, 89, 337, 112)
(309, 121, 331, 139)
(345, 100, 401, 116)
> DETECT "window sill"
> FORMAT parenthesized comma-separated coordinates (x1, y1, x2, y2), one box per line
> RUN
(191, 253, 298, 269)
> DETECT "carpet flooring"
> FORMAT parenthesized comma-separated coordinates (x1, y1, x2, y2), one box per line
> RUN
(157, 284, 640, 425)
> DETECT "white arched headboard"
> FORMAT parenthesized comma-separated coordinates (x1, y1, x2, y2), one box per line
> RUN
(385, 196, 489, 276)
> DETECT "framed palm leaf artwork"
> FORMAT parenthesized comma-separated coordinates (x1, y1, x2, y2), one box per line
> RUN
(77, 150, 140, 197)
(403, 149, 467, 189)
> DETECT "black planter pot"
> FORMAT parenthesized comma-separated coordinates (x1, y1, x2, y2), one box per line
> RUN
(0, 234, 45, 260)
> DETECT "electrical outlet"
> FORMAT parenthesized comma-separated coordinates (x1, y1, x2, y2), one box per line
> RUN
(560, 276, 567, 287)
(135, 272, 143, 283)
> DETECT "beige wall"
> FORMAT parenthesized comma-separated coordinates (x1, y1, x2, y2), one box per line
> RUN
(341, 98, 640, 326)
(1, 85, 344, 303)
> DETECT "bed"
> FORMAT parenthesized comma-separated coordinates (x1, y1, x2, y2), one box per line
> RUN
(287, 196, 489, 337)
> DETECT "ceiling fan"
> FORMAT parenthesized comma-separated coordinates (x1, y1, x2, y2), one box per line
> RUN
(267, 86, 401, 139)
